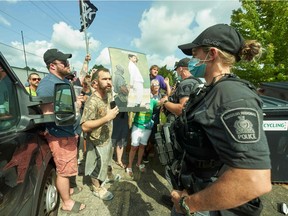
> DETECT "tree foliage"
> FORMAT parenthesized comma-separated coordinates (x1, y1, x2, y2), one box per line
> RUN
(23, 66, 37, 72)
(88, 64, 105, 74)
(231, 0, 288, 86)
(158, 65, 177, 87)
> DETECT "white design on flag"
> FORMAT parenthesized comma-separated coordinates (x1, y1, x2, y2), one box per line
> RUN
(79, 0, 98, 32)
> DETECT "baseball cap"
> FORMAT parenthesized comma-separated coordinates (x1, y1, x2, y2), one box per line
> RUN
(178, 24, 244, 60)
(43, 48, 72, 65)
(174, 58, 190, 70)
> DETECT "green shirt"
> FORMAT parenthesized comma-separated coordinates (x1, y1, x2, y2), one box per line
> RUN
(133, 98, 158, 129)
(25, 87, 37, 96)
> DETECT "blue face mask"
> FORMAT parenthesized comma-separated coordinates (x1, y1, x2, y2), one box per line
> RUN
(190, 64, 207, 78)
(188, 57, 207, 78)
(177, 74, 182, 81)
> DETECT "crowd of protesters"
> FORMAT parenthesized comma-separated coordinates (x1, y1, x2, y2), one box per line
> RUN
(37, 23, 272, 215)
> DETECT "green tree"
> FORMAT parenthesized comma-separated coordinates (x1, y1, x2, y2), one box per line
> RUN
(23, 66, 37, 71)
(158, 65, 176, 87)
(88, 64, 105, 74)
(230, 0, 288, 86)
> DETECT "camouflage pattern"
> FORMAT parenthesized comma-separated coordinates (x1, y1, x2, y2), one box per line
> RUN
(81, 92, 113, 146)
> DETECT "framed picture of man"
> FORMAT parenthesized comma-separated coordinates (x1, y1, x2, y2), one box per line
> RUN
(108, 47, 150, 112)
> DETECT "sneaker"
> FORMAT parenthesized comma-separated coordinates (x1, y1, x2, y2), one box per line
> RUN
(136, 164, 145, 172)
(142, 155, 149, 164)
(104, 173, 121, 184)
(92, 186, 114, 201)
(125, 167, 133, 177)
(107, 171, 115, 181)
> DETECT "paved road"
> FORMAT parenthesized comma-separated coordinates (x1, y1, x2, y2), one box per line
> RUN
(58, 154, 288, 216)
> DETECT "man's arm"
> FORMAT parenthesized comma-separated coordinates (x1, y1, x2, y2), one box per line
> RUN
(79, 54, 91, 85)
(40, 103, 54, 114)
(81, 107, 119, 132)
(160, 96, 189, 116)
(172, 167, 272, 214)
(164, 77, 171, 96)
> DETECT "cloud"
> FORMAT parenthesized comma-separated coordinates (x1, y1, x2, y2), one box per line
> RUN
(131, 1, 241, 69)
(0, 15, 11, 26)
(6, 40, 52, 72)
(50, 22, 102, 72)
(132, 5, 194, 55)
(147, 53, 178, 69)
(1, 1, 242, 73)
(51, 22, 101, 52)
(2, 21, 102, 72)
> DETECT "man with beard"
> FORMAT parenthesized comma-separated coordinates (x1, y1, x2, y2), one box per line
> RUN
(25, 72, 41, 96)
(81, 68, 119, 201)
(37, 49, 86, 213)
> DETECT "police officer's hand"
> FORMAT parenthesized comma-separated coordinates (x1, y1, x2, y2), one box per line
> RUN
(106, 106, 119, 121)
(171, 189, 189, 213)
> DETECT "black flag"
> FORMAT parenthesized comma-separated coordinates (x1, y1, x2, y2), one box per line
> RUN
(79, 0, 98, 32)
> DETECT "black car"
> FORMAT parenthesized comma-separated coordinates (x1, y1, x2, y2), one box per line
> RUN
(0, 52, 76, 216)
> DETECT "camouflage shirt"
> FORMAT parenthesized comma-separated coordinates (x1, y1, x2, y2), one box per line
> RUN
(81, 92, 113, 147)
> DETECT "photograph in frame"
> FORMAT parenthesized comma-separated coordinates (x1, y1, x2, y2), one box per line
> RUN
(108, 47, 150, 112)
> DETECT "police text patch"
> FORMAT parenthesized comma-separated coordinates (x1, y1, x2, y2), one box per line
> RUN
(221, 108, 260, 143)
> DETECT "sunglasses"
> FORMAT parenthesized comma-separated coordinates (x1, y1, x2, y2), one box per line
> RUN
(32, 78, 41, 81)
(152, 83, 159, 86)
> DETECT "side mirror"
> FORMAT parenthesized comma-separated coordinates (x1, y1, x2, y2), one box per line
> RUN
(54, 83, 76, 126)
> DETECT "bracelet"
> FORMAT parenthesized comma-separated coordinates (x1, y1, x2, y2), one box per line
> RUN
(179, 196, 194, 216)
(163, 100, 168, 105)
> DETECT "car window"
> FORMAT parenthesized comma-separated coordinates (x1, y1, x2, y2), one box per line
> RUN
(0, 64, 18, 131)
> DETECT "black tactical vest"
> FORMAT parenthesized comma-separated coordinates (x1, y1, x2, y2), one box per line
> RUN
(172, 74, 257, 173)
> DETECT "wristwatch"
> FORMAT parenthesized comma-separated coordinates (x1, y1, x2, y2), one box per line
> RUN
(163, 100, 168, 105)
(179, 196, 194, 216)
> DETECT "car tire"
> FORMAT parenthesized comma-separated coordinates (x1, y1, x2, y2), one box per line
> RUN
(36, 164, 59, 216)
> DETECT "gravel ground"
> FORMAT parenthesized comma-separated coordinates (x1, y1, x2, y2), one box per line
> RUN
(57, 153, 288, 216)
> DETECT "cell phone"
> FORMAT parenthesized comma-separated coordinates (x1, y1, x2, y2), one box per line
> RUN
(110, 101, 116, 109)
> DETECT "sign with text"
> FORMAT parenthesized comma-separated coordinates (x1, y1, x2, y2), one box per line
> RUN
(263, 120, 288, 131)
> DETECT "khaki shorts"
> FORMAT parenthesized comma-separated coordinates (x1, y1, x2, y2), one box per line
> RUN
(45, 133, 78, 177)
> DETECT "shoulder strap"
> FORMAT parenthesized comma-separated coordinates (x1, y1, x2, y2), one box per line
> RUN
(181, 73, 257, 124)
(216, 73, 257, 92)
(185, 76, 203, 84)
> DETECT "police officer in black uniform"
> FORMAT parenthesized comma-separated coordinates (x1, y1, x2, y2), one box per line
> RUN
(160, 57, 201, 118)
(170, 24, 272, 216)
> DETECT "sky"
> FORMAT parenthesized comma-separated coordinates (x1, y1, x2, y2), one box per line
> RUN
(0, 0, 242, 74)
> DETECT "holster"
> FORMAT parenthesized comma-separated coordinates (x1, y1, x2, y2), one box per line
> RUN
(154, 122, 176, 166)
